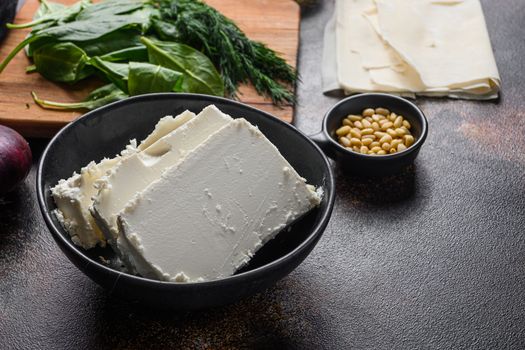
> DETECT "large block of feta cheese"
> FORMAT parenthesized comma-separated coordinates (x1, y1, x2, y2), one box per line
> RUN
(117, 118, 321, 282)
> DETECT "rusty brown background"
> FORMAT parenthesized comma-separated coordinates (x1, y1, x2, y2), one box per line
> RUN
(1, 0, 525, 349)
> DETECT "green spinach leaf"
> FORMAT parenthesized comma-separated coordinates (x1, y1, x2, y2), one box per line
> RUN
(75, 0, 145, 21)
(0, 8, 154, 74)
(32, 0, 68, 31)
(24, 0, 70, 57)
(150, 18, 179, 41)
(33, 42, 93, 83)
(128, 61, 183, 95)
(77, 28, 142, 57)
(35, 0, 68, 18)
(37, 12, 148, 42)
(89, 57, 129, 93)
(8, 0, 85, 30)
(99, 45, 148, 62)
(141, 37, 223, 96)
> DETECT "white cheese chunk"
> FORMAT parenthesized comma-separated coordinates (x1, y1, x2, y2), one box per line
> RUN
(52, 110, 195, 249)
(117, 118, 321, 282)
(137, 111, 195, 151)
(91, 105, 232, 240)
(51, 158, 119, 248)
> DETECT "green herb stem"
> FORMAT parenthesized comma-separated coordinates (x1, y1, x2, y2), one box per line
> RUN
(31, 91, 88, 109)
(0, 35, 39, 74)
(26, 65, 37, 73)
(6, 19, 48, 30)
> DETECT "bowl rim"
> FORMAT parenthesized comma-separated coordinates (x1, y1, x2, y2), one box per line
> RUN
(36, 92, 336, 288)
(323, 93, 428, 159)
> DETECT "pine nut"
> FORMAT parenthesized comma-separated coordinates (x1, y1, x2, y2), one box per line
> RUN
(391, 139, 403, 148)
(348, 115, 362, 122)
(375, 107, 390, 116)
(362, 138, 373, 146)
(353, 120, 363, 129)
(370, 146, 382, 153)
(372, 122, 380, 131)
(382, 142, 391, 151)
(350, 128, 361, 139)
(370, 141, 380, 148)
(339, 137, 351, 147)
(395, 128, 407, 137)
(377, 150, 387, 155)
(387, 128, 397, 137)
(342, 118, 353, 126)
(389, 148, 397, 154)
(360, 146, 369, 154)
(374, 131, 386, 138)
(336, 126, 351, 136)
(388, 114, 397, 122)
(362, 119, 372, 128)
(393, 116, 403, 128)
(362, 108, 375, 117)
(362, 134, 377, 140)
(381, 122, 394, 131)
(403, 120, 411, 129)
(361, 128, 374, 135)
(404, 135, 415, 147)
(379, 134, 393, 144)
(397, 143, 407, 152)
(350, 138, 362, 146)
(372, 114, 383, 122)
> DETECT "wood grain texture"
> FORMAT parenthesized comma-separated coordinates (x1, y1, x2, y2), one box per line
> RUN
(0, 0, 299, 137)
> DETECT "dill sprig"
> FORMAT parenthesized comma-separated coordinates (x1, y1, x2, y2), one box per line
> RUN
(153, 0, 298, 105)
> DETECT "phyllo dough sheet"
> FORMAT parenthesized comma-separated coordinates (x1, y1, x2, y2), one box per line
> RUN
(322, 0, 501, 99)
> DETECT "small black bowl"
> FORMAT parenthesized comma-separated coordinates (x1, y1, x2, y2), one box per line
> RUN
(36, 93, 335, 310)
(310, 93, 428, 176)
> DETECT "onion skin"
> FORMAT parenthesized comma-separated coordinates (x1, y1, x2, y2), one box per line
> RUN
(0, 125, 32, 195)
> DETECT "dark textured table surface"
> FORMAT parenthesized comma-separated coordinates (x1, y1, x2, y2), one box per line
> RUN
(1, 1, 525, 349)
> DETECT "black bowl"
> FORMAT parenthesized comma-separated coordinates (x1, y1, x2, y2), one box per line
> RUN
(0, 0, 17, 42)
(310, 93, 428, 176)
(37, 93, 335, 310)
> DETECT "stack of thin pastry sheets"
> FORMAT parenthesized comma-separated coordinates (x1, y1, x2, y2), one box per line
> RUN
(322, 0, 501, 99)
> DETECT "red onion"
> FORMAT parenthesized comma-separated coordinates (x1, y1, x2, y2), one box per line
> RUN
(0, 125, 32, 195)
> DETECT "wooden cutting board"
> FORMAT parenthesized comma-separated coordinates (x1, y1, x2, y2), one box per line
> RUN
(0, 0, 299, 137)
